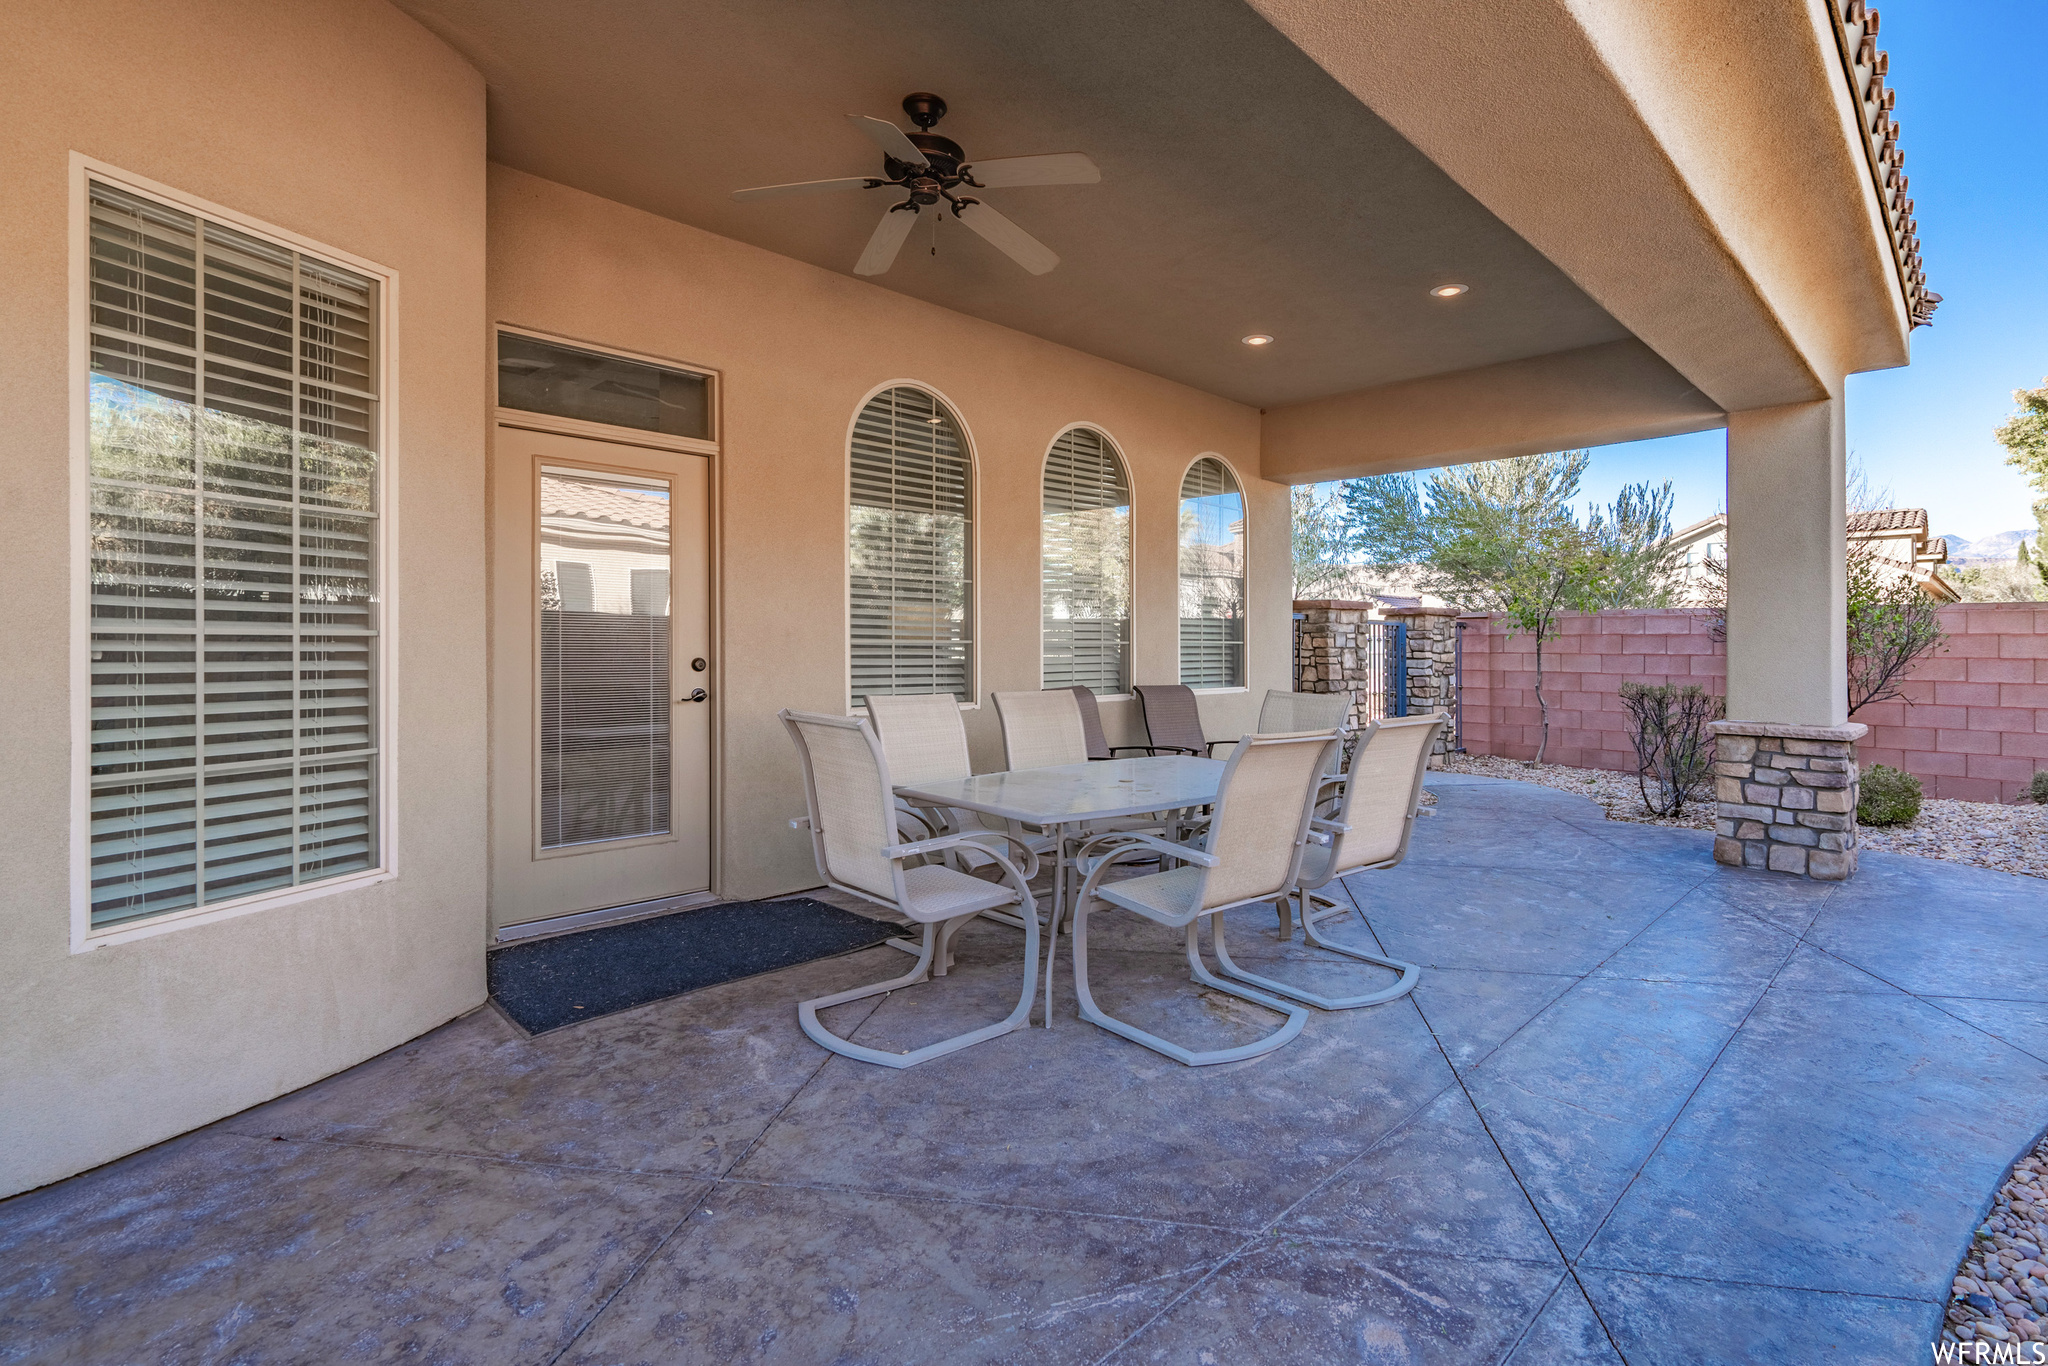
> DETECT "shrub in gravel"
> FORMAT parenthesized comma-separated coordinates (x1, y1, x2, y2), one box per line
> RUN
(2031, 770, 2048, 805)
(1859, 764, 1923, 826)
(1617, 682, 1723, 817)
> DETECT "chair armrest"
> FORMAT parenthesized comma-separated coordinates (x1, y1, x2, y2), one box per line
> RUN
(1071, 828, 1220, 867)
(1310, 817, 1352, 834)
(1109, 744, 1200, 757)
(884, 829, 1041, 870)
(1207, 738, 1238, 757)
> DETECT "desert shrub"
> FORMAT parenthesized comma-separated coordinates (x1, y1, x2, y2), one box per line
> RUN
(1618, 682, 1724, 817)
(2030, 770, 2048, 805)
(1858, 764, 1923, 826)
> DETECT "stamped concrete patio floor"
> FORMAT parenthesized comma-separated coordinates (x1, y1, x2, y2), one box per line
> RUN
(6, 775, 2046, 1364)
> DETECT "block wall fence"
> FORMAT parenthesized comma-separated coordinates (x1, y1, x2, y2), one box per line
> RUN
(1456, 604, 2048, 804)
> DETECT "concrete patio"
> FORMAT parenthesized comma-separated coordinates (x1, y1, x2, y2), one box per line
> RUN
(4, 774, 2044, 1364)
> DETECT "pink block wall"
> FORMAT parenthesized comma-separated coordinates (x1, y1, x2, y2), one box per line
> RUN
(1457, 604, 2048, 804)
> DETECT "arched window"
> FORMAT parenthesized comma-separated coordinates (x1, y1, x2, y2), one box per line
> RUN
(849, 386, 972, 704)
(1041, 427, 1132, 694)
(1178, 457, 1245, 688)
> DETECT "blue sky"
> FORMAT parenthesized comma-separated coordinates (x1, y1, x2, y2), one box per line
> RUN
(1572, 0, 2047, 543)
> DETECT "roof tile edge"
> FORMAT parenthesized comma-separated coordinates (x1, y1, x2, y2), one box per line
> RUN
(1829, 1, 1938, 327)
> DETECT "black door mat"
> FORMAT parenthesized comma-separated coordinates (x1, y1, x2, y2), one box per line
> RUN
(488, 898, 900, 1035)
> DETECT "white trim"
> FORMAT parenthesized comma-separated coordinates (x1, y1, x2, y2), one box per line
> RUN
(494, 407, 716, 457)
(68, 154, 400, 953)
(492, 889, 719, 945)
(842, 379, 980, 712)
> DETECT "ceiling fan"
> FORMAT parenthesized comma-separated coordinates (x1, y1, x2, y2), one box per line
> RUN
(731, 92, 1100, 277)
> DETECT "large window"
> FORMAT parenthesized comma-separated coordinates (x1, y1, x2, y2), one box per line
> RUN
(849, 387, 973, 704)
(1041, 427, 1132, 694)
(1178, 457, 1246, 689)
(84, 179, 382, 930)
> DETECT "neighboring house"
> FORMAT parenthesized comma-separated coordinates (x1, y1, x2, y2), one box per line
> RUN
(2, 0, 1936, 1197)
(1666, 508, 1959, 603)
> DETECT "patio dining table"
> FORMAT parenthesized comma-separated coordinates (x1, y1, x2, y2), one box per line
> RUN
(895, 755, 1228, 1024)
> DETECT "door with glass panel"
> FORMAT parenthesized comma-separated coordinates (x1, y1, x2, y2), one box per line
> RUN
(489, 427, 710, 930)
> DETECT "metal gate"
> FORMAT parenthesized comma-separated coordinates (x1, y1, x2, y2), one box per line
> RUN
(1292, 613, 1404, 721)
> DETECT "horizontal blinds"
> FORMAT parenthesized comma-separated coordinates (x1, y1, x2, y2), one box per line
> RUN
(86, 180, 379, 929)
(1178, 457, 1246, 689)
(850, 387, 972, 704)
(538, 470, 673, 848)
(1041, 428, 1131, 694)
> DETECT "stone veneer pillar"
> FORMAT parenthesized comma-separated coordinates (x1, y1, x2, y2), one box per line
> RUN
(1707, 720, 1867, 880)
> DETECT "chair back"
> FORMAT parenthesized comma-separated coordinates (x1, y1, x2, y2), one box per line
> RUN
(1132, 684, 1207, 755)
(1327, 713, 1447, 873)
(1198, 730, 1343, 910)
(1062, 686, 1114, 761)
(780, 709, 900, 902)
(993, 690, 1089, 770)
(1256, 689, 1352, 735)
(864, 693, 971, 787)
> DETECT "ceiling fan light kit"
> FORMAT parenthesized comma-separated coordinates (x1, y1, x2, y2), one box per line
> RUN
(732, 92, 1100, 278)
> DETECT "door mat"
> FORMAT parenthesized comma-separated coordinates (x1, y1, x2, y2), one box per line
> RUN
(488, 898, 900, 1035)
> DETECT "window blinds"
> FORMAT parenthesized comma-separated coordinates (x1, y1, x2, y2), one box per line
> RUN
(537, 469, 673, 849)
(1178, 457, 1246, 689)
(85, 180, 380, 929)
(849, 388, 972, 704)
(1041, 428, 1132, 694)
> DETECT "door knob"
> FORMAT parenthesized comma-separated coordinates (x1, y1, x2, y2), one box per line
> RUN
(679, 688, 708, 703)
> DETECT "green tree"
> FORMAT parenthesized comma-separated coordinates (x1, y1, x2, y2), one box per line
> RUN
(1291, 482, 1365, 600)
(1342, 452, 1681, 763)
(1994, 377, 2048, 562)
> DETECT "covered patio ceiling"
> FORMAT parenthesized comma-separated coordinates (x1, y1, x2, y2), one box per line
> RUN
(395, 0, 1638, 408)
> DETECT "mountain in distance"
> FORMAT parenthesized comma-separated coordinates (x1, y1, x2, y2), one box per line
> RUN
(1939, 529, 2035, 564)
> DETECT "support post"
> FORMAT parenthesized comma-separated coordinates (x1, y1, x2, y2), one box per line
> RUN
(1715, 395, 1861, 880)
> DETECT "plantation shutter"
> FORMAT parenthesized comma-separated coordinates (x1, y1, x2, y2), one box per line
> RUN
(85, 180, 380, 929)
(1178, 457, 1246, 689)
(849, 388, 973, 704)
(1041, 428, 1132, 694)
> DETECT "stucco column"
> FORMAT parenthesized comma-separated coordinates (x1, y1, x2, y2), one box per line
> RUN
(1716, 395, 1862, 879)
(1724, 397, 1847, 726)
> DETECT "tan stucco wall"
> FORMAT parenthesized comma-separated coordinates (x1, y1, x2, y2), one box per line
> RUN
(487, 166, 1282, 902)
(0, 0, 489, 1196)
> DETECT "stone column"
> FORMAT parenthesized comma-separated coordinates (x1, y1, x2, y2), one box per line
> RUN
(1707, 721, 1865, 880)
(1717, 397, 1859, 879)
(1382, 605, 1460, 753)
(1292, 599, 1378, 731)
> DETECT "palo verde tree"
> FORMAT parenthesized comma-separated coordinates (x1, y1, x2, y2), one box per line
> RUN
(1342, 451, 1682, 763)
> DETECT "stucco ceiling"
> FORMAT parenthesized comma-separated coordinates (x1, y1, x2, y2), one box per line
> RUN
(394, 0, 1633, 408)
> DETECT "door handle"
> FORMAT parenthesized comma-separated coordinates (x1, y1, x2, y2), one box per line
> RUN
(679, 688, 708, 703)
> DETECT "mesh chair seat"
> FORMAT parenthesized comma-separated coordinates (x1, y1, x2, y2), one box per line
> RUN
(901, 864, 1023, 922)
(1096, 865, 1204, 924)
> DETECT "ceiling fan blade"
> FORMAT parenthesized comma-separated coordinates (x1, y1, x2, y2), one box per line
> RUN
(854, 207, 920, 276)
(954, 201, 1059, 275)
(731, 176, 874, 203)
(846, 114, 928, 167)
(963, 153, 1101, 188)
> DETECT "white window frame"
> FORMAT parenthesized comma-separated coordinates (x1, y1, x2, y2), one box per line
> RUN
(67, 154, 400, 952)
(1038, 422, 1136, 700)
(1176, 453, 1250, 695)
(842, 380, 981, 713)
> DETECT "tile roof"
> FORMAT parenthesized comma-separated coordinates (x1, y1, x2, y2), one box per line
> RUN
(540, 480, 670, 529)
(1846, 507, 1927, 534)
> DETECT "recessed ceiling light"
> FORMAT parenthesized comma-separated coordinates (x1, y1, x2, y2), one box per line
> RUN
(1241, 334, 1274, 346)
(1431, 284, 1469, 298)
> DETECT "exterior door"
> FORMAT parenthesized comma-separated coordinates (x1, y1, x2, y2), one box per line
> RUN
(490, 425, 711, 931)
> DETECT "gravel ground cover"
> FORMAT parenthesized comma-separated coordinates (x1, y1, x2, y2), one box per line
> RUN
(1944, 1133, 2048, 1351)
(1437, 752, 2048, 880)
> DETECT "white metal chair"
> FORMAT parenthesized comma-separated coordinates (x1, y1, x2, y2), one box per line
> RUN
(1214, 713, 1446, 1011)
(991, 689, 1090, 769)
(1063, 729, 1342, 1066)
(780, 709, 1042, 1068)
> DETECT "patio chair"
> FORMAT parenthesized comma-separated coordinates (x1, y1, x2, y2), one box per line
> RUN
(1211, 689, 1355, 764)
(1211, 713, 1447, 1011)
(1062, 728, 1342, 1065)
(991, 688, 1088, 769)
(779, 709, 1042, 1068)
(1060, 685, 1114, 760)
(1130, 683, 1224, 757)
